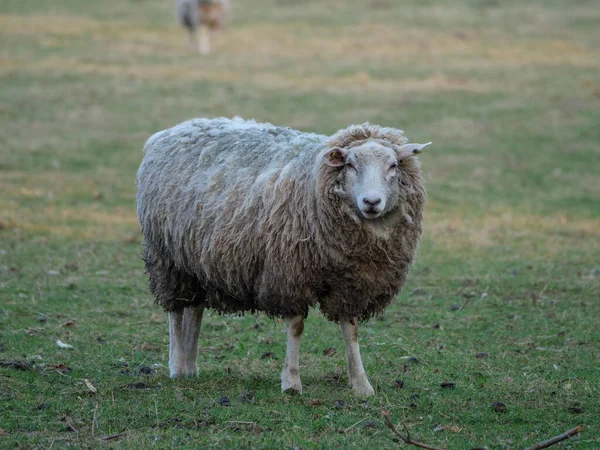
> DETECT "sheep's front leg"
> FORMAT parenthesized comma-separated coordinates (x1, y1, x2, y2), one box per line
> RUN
(280, 315, 304, 394)
(169, 309, 185, 378)
(340, 319, 374, 396)
(182, 305, 204, 376)
(197, 25, 211, 54)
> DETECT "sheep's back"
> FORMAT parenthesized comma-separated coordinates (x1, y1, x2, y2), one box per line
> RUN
(137, 118, 324, 315)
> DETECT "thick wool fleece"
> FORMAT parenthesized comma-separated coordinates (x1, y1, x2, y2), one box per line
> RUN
(137, 117, 426, 322)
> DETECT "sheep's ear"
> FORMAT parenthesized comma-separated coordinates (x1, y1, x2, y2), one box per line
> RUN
(395, 142, 432, 159)
(323, 147, 347, 167)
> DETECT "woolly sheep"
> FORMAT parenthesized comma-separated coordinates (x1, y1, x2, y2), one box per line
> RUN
(136, 117, 431, 396)
(176, 0, 231, 54)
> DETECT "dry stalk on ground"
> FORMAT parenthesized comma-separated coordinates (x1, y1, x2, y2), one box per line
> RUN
(524, 426, 583, 450)
(380, 408, 446, 450)
(381, 407, 583, 450)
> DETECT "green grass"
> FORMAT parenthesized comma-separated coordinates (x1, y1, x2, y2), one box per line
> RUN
(1, 0, 599, 448)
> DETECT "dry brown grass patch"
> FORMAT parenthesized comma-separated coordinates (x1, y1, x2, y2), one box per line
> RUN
(426, 210, 600, 253)
(0, 14, 103, 36)
(4, 55, 489, 95)
(2, 204, 138, 240)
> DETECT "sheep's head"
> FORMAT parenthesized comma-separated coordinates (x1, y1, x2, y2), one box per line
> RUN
(321, 140, 431, 220)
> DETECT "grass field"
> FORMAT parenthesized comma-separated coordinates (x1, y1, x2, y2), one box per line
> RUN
(1, 0, 599, 448)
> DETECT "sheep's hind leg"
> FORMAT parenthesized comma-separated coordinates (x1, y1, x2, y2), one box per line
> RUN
(187, 28, 198, 51)
(169, 309, 185, 378)
(182, 305, 204, 376)
(340, 319, 375, 396)
(281, 315, 304, 394)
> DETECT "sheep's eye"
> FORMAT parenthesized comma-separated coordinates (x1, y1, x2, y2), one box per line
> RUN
(389, 163, 398, 170)
(346, 163, 356, 171)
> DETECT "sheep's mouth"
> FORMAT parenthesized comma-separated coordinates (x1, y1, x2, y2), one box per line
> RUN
(361, 209, 383, 220)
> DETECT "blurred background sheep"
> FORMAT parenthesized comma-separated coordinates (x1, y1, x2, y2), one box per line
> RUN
(176, 0, 231, 54)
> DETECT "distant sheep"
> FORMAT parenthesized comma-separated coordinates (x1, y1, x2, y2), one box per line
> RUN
(137, 117, 430, 396)
(176, 0, 231, 54)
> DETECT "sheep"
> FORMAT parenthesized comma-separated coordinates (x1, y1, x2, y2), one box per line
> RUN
(136, 117, 431, 396)
(176, 0, 231, 54)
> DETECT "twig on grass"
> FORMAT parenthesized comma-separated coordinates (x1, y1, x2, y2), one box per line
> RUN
(380, 408, 446, 450)
(154, 399, 160, 428)
(65, 417, 78, 433)
(524, 426, 583, 450)
(92, 402, 99, 436)
(98, 432, 125, 441)
(344, 418, 370, 434)
(459, 295, 472, 311)
(558, 377, 584, 385)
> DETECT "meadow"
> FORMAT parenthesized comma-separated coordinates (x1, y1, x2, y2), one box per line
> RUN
(0, 0, 599, 448)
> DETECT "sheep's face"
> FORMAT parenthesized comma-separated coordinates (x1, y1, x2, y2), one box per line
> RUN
(324, 142, 401, 220)
(322, 140, 431, 220)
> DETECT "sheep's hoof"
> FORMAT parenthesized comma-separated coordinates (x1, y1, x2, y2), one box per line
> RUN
(170, 366, 195, 378)
(281, 382, 302, 395)
(170, 371, 198, 379)
(282, 387, 302, 396)
(281, 378, 303, 395)
(183, 364, 199, 377)
(281, 368, 303, 394)
(351, 382, 375, 397)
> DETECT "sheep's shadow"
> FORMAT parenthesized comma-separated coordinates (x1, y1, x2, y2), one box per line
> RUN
(159, 366, 349, 397)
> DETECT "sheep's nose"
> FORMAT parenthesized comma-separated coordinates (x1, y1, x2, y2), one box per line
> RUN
(362, 196, 382, 207)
